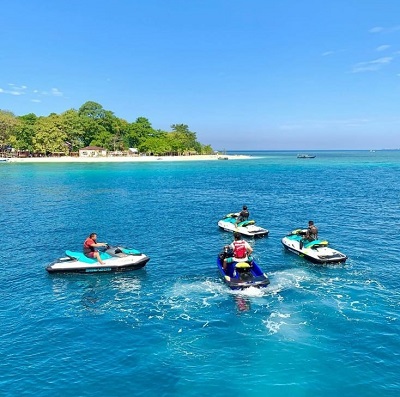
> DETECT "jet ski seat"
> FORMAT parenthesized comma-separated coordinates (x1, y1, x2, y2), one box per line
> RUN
(65, 250, 112, 263)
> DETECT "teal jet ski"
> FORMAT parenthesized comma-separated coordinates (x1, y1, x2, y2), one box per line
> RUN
(46, 245, 150, 274)
(218, 213, 269, 237)
(281, 229, 347, 264)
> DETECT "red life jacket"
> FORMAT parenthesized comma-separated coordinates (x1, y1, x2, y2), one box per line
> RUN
(83, 238, 96, 254)
(233, 240, 247, 258)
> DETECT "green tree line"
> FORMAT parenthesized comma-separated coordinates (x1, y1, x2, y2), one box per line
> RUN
(0, 101, 214, 156)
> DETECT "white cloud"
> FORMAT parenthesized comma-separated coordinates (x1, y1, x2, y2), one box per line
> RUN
(8, 83, 27, 90)
(369, 25, 400, 34)
(370, 26, 384, 33)
(40, 87, 64, 97)
(51, 88, 63, 96)
(0, 87, 26, 96)
(352, 57, 393, 73)
(0, 83, 65, 100)
(376, 45, 390, 52)
(322, 51, 334, 56)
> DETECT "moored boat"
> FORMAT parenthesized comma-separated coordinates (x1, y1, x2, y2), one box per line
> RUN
(281, 229, 347, 264)
(297, 154, 316, 158)
(46, 245, 150, 273)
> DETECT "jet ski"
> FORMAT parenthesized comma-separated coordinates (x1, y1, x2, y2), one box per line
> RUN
(217, 247, 270, 290)
(217, 213, 269, 237)
(46, 245, 150, 274)
(281, 229, 347, 264)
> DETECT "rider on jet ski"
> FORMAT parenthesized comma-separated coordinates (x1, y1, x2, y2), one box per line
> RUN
(299, 221, 319, 249)
(235, 205, 249, 225)
(222, 231, 253, 272)
(83, 233, 108, 264)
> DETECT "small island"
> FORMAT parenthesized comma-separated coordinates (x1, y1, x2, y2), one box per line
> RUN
(0, 101, 215, 159)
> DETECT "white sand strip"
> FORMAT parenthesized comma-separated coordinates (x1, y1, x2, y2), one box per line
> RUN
(5, 154, 252, 163)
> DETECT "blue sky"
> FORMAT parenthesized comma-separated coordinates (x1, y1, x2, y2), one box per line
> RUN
(1, 0, 400, 150)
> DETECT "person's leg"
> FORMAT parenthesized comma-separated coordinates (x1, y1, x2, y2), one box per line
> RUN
(223, 257, 232, 272)
(94, 251, 105, 264)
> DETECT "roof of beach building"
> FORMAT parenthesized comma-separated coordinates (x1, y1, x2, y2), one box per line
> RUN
(80, 146, 106, 151)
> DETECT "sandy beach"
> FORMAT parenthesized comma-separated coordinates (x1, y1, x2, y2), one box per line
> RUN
(5, 154, 251, 163)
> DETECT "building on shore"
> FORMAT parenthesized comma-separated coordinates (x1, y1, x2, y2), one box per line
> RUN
(79, 146, 107, 157)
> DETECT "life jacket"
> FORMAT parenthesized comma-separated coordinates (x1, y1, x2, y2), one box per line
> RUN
(238, 210, 249, 221)
(83, 238, 95, 254)
(241, 210, 249, 219)
(308, 226, 318, 240)
(233, 240, 247, 258)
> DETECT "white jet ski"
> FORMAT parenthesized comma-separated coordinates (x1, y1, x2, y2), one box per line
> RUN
(46, 245, 150, 274)
(217, 213, 269, 237)
(281, 229, 347, 264)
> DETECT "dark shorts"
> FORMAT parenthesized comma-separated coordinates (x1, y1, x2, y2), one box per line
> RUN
(85, 252, 95, 258)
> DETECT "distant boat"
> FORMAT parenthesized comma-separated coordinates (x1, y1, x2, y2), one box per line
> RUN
(297, 154, 316, 159)
(217, 149, 229, 160)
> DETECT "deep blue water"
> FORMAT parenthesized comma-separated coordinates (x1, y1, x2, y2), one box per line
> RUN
(1, 151, 399, 397)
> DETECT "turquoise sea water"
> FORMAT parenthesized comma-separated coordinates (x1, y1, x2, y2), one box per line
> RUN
(1, 150, 399, 397)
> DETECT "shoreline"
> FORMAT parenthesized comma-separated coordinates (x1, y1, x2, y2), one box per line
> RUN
(4, 154, 252, 163)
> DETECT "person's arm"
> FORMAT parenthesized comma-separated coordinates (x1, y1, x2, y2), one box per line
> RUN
(245, 242, 253, 254)
(91, 241, 107, 247)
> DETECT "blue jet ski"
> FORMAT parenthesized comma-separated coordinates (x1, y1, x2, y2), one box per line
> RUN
(46, 245, 150, 274)
(217, 247, 270, 290)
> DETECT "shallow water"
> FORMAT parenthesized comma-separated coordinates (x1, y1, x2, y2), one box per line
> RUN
(1, 151, 399, 396)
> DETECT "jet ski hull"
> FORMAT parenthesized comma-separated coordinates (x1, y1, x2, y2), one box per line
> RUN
(216, 254, 270, 290)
